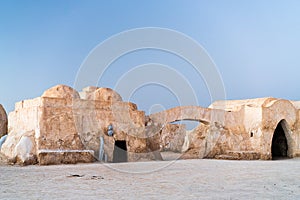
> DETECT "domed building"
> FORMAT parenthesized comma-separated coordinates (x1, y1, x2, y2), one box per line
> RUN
(1, 85, 155, 165)
(1, 85, 300, 165)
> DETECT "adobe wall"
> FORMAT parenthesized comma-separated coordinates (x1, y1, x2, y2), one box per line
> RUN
(0, 104, 8, 138)
(2, 84, 300, 164)
(1, 85, 152, 165)
(153, 98, 300, 160)
(1, 98, 42, 164)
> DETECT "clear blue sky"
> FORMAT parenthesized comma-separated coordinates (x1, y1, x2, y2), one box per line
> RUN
(1, 0, 300, 113)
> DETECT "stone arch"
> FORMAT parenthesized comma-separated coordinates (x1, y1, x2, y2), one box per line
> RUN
(149, 106, 212, 126)
(147, 106, 213, 158)
(271, 119, 293, 159)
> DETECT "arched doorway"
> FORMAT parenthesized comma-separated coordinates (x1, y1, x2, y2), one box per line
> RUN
(271, 120, 288, 159)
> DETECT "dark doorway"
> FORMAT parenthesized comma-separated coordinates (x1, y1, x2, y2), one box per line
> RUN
(271, 121, 288, 159)
(113, 140, 128, 163)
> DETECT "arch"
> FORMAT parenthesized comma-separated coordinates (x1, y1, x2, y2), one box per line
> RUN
(271, 119, 292, 159)
(149, 106, 212, 125)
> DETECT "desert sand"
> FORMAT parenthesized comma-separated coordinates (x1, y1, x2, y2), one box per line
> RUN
(0, 153, 300, 200)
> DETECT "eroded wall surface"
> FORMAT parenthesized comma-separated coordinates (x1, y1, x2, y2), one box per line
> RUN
(2, 85, 300, 165)
(150, 98, 300, 160)
(1, 85, 152, 165)
(0, 104, 7, 138)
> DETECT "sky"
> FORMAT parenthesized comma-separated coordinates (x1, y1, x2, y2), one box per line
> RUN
(1, 0, 300, 114)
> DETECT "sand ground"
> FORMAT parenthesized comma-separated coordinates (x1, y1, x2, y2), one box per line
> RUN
(0, 153, 300, 200)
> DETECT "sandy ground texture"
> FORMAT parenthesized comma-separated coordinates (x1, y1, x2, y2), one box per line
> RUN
(0, 153, 300, 200)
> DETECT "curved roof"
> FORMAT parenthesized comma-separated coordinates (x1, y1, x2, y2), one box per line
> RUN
(209, 97, 278, 111)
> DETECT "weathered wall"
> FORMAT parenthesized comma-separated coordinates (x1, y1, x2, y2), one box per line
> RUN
(158, 98, 300, 160)
(2, 84, 300, 164)
(73, 99, 148, 162)
(260, 99, 298, 159)
(0, 104, 8, 138)
(289, 101, 300, 157)
(160, 124, 186, 152)
(1, 98, 42, 164)
(1, 85, 152, 165)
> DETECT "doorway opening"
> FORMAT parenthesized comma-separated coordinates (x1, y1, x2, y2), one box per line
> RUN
(113, 140, 128, 163)
(271, 120, 288, 160)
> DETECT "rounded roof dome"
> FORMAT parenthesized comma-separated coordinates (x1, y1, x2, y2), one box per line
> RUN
(93, 88, 122, 102)
(42, 85, 80, 99)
